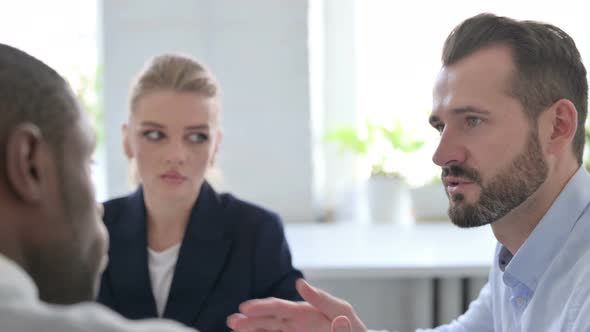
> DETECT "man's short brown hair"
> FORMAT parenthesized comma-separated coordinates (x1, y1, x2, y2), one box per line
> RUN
(443, 13, 588, 164)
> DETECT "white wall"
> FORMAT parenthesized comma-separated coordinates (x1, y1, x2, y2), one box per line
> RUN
(310, 0, 362, 221)
(102, 0, 314, 222)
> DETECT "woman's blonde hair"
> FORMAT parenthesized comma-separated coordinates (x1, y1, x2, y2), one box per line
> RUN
(129, 53, 219, 113)
(127, 53, 224, 189)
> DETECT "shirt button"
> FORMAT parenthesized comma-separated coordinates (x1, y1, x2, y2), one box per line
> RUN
(516, 298, 525, 306)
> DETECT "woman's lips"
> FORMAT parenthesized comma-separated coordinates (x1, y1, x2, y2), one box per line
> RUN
(160, 171, 187, 185)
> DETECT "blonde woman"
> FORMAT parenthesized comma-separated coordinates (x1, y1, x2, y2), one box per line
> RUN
(97, 54, 303, 332)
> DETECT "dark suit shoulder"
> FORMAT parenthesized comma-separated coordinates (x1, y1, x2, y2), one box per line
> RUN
(217, 192, 282, 228)
(101, 193, 137, 227)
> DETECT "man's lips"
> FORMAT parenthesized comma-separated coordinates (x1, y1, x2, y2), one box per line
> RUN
(443, 176, 473, 186)
(443, 176, 475, 194)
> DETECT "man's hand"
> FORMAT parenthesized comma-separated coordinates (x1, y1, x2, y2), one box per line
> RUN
(227, 279, 367, 332)
(332, 316, 353, 332)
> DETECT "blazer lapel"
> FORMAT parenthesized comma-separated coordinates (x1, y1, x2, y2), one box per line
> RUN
(107, 188, 158, 318)
(163, 182, 233, 326)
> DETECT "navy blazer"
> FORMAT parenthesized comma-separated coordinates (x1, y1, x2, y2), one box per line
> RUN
(97, 182, 303, 332)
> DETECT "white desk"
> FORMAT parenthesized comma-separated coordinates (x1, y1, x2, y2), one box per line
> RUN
(284, 222, 498, 329)
(284, 222, 497, 279)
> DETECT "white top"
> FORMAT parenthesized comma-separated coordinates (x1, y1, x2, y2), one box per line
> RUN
(285, 222, 497, 279)
(0, 253, 195, 332)
(148, 243, 181, 317)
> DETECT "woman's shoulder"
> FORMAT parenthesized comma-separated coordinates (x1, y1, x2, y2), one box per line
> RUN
(100, 190, 141, 226)
(217, 192, 281, 223)
(216, 193, 288, 242)
(102, 190, 137, 210)
(102, 194, 131, 210)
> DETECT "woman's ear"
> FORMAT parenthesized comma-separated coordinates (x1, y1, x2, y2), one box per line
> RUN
(122, 123, 133, 159)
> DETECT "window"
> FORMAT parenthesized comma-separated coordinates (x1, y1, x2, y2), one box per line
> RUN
(0, 0, 106, 201)
(312, 0, 590, 221)
(354, 0, 590, 185)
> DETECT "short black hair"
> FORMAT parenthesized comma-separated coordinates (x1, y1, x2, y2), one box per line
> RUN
(0, 43, 79, 179)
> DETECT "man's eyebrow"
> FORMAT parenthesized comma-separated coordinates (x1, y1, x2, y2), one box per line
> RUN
(451, 106, 491, 115)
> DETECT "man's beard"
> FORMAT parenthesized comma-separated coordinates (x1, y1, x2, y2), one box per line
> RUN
(444, 131, 548, 228)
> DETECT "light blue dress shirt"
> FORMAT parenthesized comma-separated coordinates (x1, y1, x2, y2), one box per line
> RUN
(417, 166, 590, 332)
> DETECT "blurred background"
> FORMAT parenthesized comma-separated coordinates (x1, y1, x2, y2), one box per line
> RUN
(2, 0, 589, 223)
(2, 0, 589, 330)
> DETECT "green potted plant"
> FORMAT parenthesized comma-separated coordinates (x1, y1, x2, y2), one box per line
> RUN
(325, 121, 425, 177)
(325, 121, 424, 223)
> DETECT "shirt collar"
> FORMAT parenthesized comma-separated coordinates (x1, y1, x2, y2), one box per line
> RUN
(0, 253, 38, 302)
(501, 166, 590, 292)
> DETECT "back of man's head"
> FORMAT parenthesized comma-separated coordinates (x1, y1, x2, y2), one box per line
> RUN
(0, 43, 77, 185)
(442, 13, 588, 164)
(0, 44, 108, 305)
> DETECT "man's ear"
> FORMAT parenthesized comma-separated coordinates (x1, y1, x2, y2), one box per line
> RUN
(543, 98, 578, 156)
(5, 124, 45, 202)
(122, 123, 133, 159)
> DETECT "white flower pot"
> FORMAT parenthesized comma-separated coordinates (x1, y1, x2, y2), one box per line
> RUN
(410, 183, 449, 222)
(366, 176, 412, 224)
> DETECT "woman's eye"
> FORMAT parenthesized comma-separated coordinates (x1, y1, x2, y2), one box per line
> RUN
(466, 117, 482, 127)
(187, 133, 209, 143)
(143, 130, 163, 141)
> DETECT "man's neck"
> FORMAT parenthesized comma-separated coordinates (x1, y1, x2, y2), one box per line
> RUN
(0, 209, 30, 276)
(491, 163, 579, 255)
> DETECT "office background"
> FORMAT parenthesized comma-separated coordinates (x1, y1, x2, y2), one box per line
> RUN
(1, 0, 589, 330)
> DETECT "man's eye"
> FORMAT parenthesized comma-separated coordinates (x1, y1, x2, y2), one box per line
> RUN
(467, 117, 482, 127)
(187, 133, 209, 143)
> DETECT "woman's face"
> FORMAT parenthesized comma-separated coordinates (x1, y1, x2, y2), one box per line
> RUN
(124, 90, 221, 201)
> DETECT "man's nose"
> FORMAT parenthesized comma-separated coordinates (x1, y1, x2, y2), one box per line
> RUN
(432, 128, 466, 167)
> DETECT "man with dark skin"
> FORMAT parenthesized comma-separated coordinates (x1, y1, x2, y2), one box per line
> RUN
(0, 43, 195, 331)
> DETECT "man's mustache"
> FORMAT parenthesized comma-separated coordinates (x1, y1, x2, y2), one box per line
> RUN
(441, 165, 482, 184)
